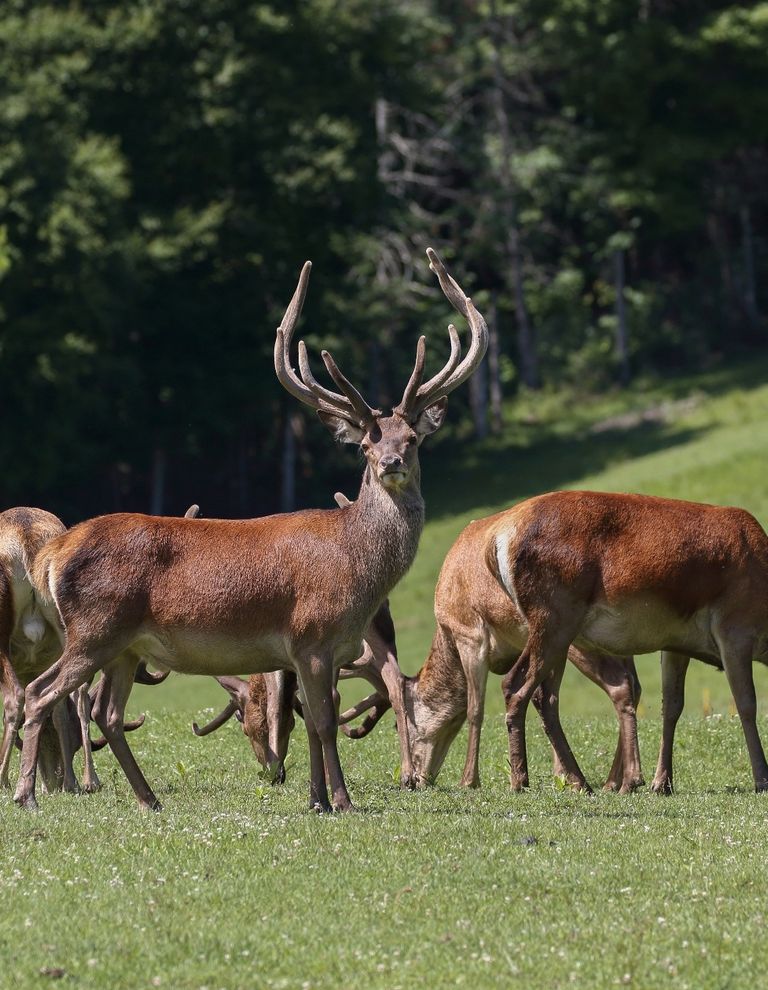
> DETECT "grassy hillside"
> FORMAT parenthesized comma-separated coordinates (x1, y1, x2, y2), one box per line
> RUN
(136, 356, 768, 724)
(5, 359, 768, 990)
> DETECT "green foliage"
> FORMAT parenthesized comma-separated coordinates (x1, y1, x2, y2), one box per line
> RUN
(0, 0, 766, 517)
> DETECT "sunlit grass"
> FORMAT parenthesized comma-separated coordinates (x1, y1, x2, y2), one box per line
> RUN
(8, 356, 768, 989)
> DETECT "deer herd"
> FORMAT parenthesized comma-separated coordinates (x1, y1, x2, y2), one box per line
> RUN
(3, 248, 768, 815)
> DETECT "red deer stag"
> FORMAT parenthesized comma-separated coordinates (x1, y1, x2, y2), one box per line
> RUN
(495, 491, 768, 794)
(15, 248, 486, 812)
(191, 495, 409, 784)
(401, 510, 643, 792)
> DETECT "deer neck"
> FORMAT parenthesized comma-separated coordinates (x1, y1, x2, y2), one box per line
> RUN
(412, 625, 468, 722)
(345, 464, 425, 602)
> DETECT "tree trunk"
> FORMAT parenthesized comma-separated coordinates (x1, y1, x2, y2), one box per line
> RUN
(740, 204, 760, 329)
(488, 2, 538, 389)
(468, 347, 489, 439)
(706, 211, 736, 336)
(280, 413, 296, 513)
(614, 248, 630, 385)
(150, 446, 166, 515)
(488, 291, 504, 434)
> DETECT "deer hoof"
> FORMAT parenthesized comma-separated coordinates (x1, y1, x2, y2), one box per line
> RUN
(14, 792, 39, 812)
(650, 777, 674, 796)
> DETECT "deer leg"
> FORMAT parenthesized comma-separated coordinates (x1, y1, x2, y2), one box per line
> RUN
(651, 651, 689, 795)
(604, 657, 643, 793)
(91, 658, 162, 811)
(37, 716, 65, 794)
(51, 698, 80, 794)
(532, 665, 593, 793)
(0, 652, 24, 789)
(456, 637, 488, 789)
(717, 641, 768, 791)
(531, 682, 567, 778)
(502, 621, 580, 792)
(265, 670, 290, 785)
(76, 683, 101, 793)
(14, 649, 103, 811)
(567, 649, 644, 793)
(300, 703, 331, 813)
(369, 647, 413, 790)
(297, 657, 353, 812)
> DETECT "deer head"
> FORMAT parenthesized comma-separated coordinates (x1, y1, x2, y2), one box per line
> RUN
(402, 677, 466, 787)
(193, 673, 295, 785)
(274, 248, 488, 487)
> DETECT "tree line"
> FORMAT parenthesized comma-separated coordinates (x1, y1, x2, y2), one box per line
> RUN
(1, 0, 766, 520)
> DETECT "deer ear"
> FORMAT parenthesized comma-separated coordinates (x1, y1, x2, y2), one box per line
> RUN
(317, 411, 366, 445)
(414, 396, 447, 438)
(215, 675, 250, 713)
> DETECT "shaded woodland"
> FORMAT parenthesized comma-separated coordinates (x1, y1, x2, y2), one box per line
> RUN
(1, 0, 766, 519)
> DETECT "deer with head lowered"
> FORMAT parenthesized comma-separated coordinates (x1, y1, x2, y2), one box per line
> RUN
(15, 248, 487, 812)
(0, 507, 158, 794)
(399, 508, 644, 793)
(192, 601, 403, 783)
(0, 507, 104, 795)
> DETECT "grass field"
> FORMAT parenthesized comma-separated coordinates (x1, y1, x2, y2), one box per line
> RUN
(3, 358, 768, 989)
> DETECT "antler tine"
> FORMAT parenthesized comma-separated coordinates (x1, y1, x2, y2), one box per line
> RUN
(321, 350, 380, 424)
(274, 262, 316, 405)
(274, 261, 377, 425)
(298, 342, 378, 423)
(393, 336, 426, 417)
(417, 323, 461, 395)
(192, 700, 239, 737)
(340, 697, 391, 738)
(404, 248, 488, 416)
(338, 692, 383, 725)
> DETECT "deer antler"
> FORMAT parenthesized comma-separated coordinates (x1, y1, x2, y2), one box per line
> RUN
(192, 700, 239, 737)
(340, 695, 391, 738)
(90, 714, 146, 751)
(133, 661, 170, 686)
(337, 692, 384, 725)
(395, 247, 488, 419)
(274, 262, 380, 426)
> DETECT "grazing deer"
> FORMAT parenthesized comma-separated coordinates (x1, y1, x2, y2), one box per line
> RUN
(495, 490, 768, 793)
(192, 599, 403, 783)
(15, 248, 487, 812)
(401, 510, 643, 792)
(0, 507, 102, 793)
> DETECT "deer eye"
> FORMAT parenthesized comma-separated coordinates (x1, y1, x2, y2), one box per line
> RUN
(407, 435, 417, 445)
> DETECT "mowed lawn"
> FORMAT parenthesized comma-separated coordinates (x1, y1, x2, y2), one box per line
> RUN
(3, 359, 768, 989)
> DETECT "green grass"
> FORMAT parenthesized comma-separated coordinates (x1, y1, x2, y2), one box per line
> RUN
(6, 356, 768, 989)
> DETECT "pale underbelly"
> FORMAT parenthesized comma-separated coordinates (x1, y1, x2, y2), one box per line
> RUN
(575, 600, 714, 659)
(129, 629, 294, 676)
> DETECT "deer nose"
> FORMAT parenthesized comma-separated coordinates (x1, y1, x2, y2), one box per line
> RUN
(379, 454, 404, 473)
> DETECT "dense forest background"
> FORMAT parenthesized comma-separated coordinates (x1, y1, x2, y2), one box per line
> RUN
(1, 0, 766, 521)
